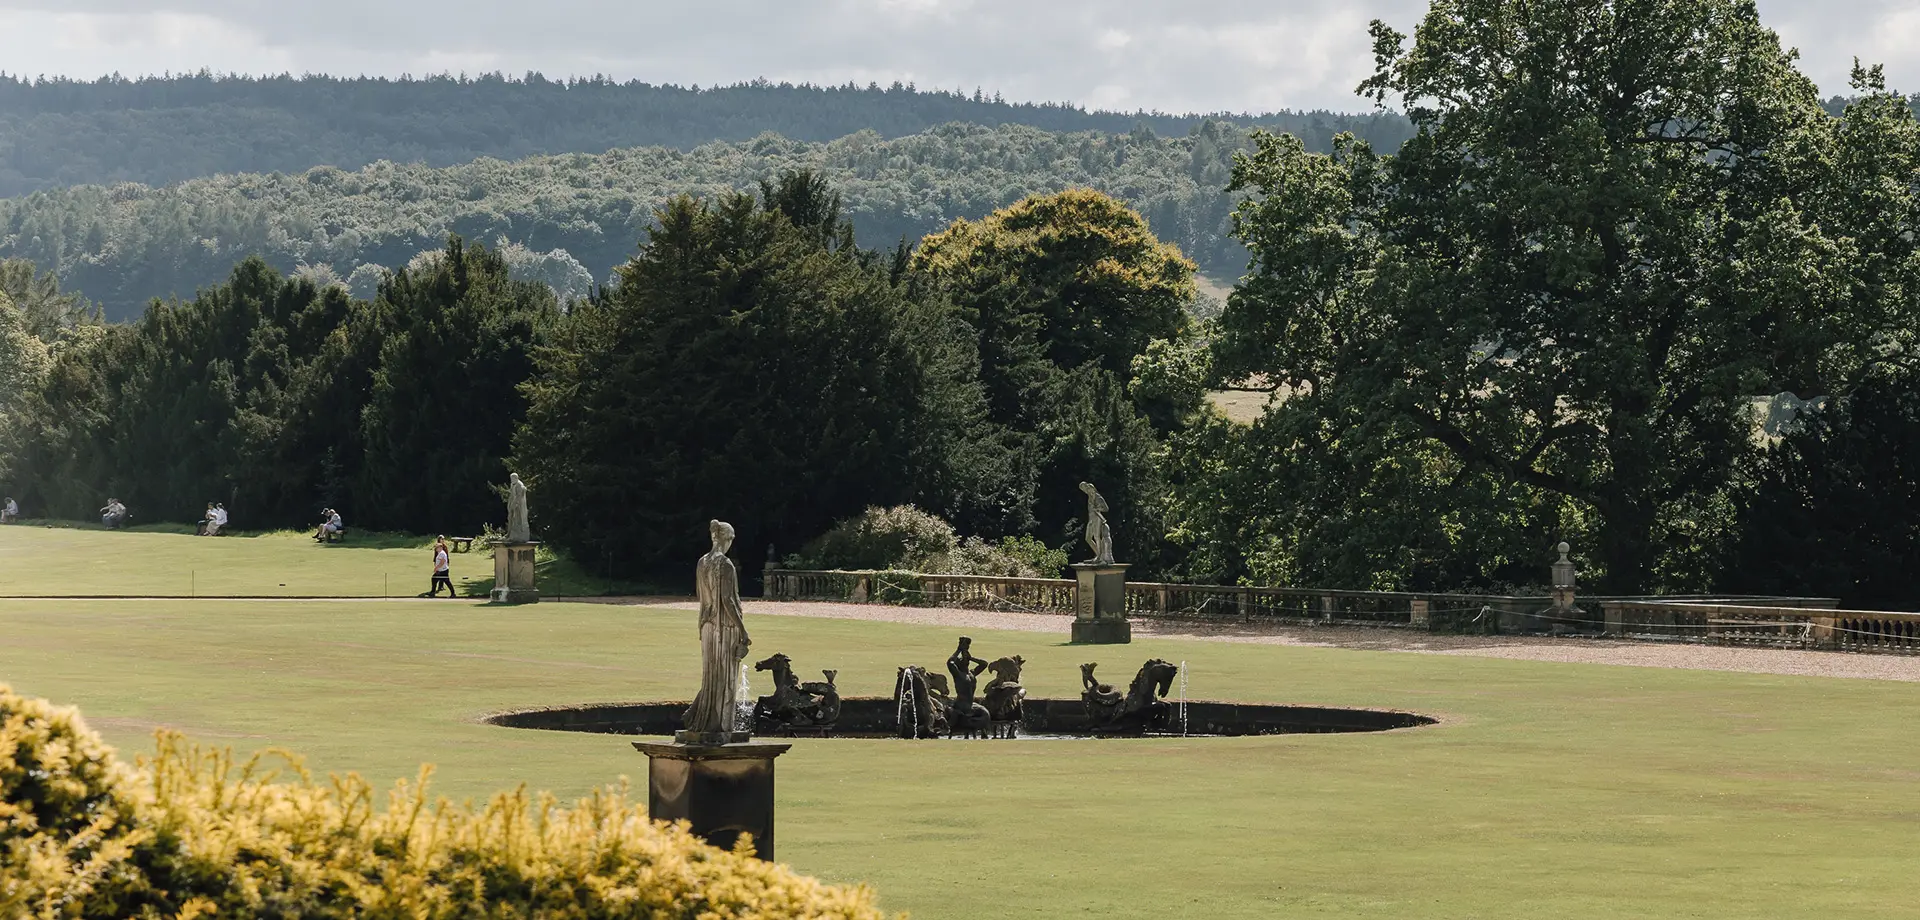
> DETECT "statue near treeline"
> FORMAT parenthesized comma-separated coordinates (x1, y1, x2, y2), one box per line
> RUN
(1079, 481, 1115, 565)
(507, 473, 530, 544)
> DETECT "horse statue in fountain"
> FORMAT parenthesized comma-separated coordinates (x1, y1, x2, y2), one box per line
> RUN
(981, 655, 1027, 738)
(751, 653, 840, 734)
(1081, 659, 1180, 734)
(893, 666, 951, 739)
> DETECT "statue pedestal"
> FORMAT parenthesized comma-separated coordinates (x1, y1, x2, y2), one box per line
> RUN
(1071, 563, 1132, 644)
(633, 739, 791, 861)
(490, 541, 540, 604)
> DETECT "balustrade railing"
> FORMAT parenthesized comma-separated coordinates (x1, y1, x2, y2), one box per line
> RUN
(765, 569, 1895, 650)
(1600, 601, 1919, 653)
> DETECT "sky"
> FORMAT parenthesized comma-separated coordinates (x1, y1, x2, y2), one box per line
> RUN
(0, 1, 1912, 114)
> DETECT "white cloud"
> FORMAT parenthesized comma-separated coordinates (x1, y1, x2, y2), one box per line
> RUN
(0, 1, 1910, 111)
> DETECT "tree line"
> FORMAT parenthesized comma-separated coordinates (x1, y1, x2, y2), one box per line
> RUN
(0, 177, 1201, 587)
(1, 0, 1914, 607)
(0, 72, 1416, 197)
(0, 121, 1284, 321)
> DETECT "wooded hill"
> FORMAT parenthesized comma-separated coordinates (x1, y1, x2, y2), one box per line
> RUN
(0, 73, 1414, 196)
(0, 121, 1276, 320)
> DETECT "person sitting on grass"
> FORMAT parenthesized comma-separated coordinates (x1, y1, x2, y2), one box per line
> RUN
(312, 508, 343, 542)
(100, 498, 127, 529)
(197, 502, 218, 536)
(1, 497, 16, 523)
(426, 536, 454, 598)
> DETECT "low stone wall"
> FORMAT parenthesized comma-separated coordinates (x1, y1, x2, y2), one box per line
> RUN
(483, 698, 1436, 738)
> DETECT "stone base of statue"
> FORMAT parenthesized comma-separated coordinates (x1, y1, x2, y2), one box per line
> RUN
(1071, 563, 1132, 644)
(633, 738, 791, 861)
(490, 541, 540, 604)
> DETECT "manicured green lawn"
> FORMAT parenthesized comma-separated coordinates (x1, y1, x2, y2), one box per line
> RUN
(0, 522, 648, 597)
(3, 529, 1917, 918)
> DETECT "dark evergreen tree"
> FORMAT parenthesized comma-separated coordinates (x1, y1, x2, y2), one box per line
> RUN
(515, 175, 1011, 578)
(356, 237, 557, 533)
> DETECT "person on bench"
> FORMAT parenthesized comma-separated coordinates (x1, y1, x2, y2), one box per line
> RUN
(214, 502, 229, 535)
(100, 498, 128, 529)
(1, 497, 17, 523)
(313, 508, 344, 543)
(198, 502, 219, 536)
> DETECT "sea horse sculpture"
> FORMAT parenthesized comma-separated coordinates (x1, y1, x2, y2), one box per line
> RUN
(1082, 659, 1179, 734)
(981, 655, 1027, 736)
(751, 653, 840, 733)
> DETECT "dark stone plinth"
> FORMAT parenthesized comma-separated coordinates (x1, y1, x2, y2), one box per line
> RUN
(490, 541, 540, 604)
(1071, 563, 1131, 644)
(674, 730, 752, 745)
(632, 740, 791, 861)
(1071, 616, 1133, 644)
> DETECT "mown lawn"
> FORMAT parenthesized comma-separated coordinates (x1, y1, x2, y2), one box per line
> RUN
(2, 529, 1917, 918)
(0, 521, 652, 597)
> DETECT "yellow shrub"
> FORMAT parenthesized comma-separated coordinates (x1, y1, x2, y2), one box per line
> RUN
(0, 685, 893, 919)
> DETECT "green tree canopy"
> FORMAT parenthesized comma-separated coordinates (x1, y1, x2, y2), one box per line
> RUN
(1213, 0, 1906, 593)
(515, 172, 1012, 578)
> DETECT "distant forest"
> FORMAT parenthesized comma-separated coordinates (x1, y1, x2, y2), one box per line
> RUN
(0, 72, 1416, 196)
(0, 121, 1282, 320)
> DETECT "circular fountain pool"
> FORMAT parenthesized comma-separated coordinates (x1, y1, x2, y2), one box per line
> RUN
(482, 698, 1436, 739)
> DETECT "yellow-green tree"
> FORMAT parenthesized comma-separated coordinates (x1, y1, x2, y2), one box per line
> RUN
(914, 189, 1198, 566)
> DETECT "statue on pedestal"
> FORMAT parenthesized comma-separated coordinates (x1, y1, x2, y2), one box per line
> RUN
(507, 473, 530, 543)
(1079, 481, 1115, 565)
(682, 520, 751, 738)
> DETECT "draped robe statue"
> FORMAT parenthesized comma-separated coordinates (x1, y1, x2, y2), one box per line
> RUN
(1079, 481, 1115, 565)
(683, 520, 752, 736)
(507, 473, 530, 543)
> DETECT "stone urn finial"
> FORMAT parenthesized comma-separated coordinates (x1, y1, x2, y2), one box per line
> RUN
(1550, 542, 1578, 612)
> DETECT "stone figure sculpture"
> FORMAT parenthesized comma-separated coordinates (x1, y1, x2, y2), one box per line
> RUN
(751, 653, 840, 733)
(945, 636, 992, 737)
(981, 655, 1028, 729)
(1082, 659, 1179, 733)
(507, 473, 531, 543)
(1079, 481, 1115, 565)
(681, 520, 751, 739)
(893, 666, 950, 739)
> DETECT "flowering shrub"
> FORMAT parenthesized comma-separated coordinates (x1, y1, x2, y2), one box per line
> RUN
(0, 685, 890, 919)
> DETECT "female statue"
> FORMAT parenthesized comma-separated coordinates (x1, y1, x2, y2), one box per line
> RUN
(683, 519, 752, 736)
(506, 473, 530, 543)
(1079, 481, 1115, 565)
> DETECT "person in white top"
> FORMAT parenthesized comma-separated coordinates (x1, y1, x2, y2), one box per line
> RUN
(1, 497, 17, 523)
(427, 536, 454, 597)
(215, 503, 229, 532)
(313, 508, 344, 542)
(199, 502, 219, 536)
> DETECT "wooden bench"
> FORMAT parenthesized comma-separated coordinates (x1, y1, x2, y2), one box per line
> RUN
(323, 528, 347, 544)
(449, 536, 475, 553)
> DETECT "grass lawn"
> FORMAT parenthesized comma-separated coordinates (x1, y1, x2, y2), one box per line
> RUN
(4, 530, 1919, 918)
(0, 521, 653, 597)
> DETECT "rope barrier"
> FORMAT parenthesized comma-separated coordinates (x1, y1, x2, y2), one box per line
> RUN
(782, 574, 1920, 649)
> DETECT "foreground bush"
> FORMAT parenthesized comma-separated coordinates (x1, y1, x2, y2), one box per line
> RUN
(0, 685, 888, 919)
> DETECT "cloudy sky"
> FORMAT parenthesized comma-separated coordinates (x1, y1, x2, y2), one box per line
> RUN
(0, 1, 1911, 113)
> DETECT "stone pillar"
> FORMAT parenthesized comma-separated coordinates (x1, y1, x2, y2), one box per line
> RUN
(633, 739, 791, 861)
(1071, 563, 1132, 644)
(1550, 541, 1577, 612)
(1409, 599, 1431, 629)
(490, 541, 540, 604)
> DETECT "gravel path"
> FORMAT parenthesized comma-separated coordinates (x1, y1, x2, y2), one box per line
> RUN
(640, 598, 1920, 684)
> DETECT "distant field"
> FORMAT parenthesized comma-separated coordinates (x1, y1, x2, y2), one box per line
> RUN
(4, 528, 1918, 919)
(0, 522, 650, 597)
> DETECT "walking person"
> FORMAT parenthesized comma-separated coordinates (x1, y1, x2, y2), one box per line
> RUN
(427, 536, 454, 598)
